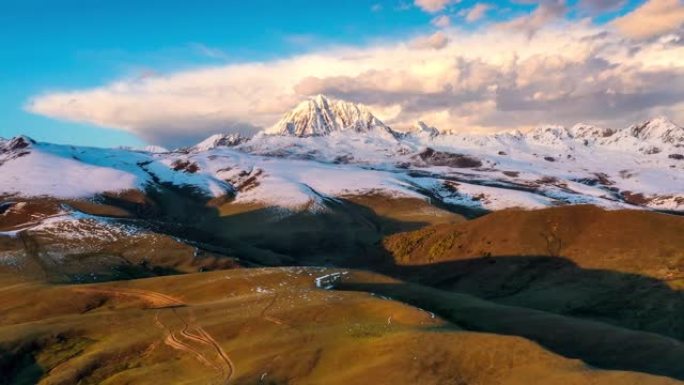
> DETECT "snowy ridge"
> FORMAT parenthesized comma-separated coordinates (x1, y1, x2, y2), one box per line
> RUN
(192, 133, 248, 152)
(224, 105, 683, 212)
(184, 149, 424, 211)
(0, 139, 232, 199)
(140, 145, 169, 153)
(628, 116, 684, 144)
(406, 121, 439, 139)
(2, 95, 683, 214)
(8, 205, 140, 242)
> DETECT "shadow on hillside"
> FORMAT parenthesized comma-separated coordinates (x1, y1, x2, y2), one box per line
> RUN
(0, 345, 43, 385)
(338, 274, 684, 380)
(379, 256, 684, 342)
(80, 181, 684, 379)
(98, 185, 684, 340)
(99, 183, 429, 268)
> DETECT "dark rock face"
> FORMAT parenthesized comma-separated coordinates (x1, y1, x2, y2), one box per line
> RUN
(0, 201, 16, 215)
(214, 134, 248, 147)
(171, 159, 200, 173)
(642, 146, 661, 155)
(544, 156, 556, 162)
(669, 154, 684, 160)
(502, 171, 519, 177)
(8, 136, 35, 150)
(622, 191, 651, 206)
(0, 136, 35, 166)
(413, 148, 482, 168)
(592, 172, 615, 186)
(1, 136, 35, 153)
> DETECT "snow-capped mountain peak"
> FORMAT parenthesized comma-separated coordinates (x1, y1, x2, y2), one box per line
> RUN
(264, 94, 395, 137)
(525, 125, 573, 145)
(568, 123, 617, 141)
(141, 145, 169, 153)
(628, 116, 684, 144)
(193, 133, 248, 152)
(411, 121, 439, 138)
(1, 135, 36, 153)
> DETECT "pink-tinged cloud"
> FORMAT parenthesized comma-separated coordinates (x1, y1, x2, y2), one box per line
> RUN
(27, 25, 684, 146)
(499, 0, 567, 37)
(431, 15, 451, 28)
(612, 0, 684, 39)
(414, 0, 452, 13)
(409, 31, 450, 49)
(465, 3, 491, 22)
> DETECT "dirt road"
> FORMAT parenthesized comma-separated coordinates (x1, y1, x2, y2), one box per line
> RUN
(74, 285, 236, 383)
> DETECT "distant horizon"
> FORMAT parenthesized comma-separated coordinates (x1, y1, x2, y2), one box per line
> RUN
(3, 92, 681, 150)
(2, 0, 683, 148)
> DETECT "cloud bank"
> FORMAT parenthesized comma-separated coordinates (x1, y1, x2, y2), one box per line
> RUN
(27, 4, 684, 146)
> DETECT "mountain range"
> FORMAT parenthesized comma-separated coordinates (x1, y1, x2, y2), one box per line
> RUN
(2, 95, 684, 385)
(2, 94, 682, 214)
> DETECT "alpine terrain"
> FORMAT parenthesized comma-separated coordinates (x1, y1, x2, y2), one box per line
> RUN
(1, 95, 683, 385)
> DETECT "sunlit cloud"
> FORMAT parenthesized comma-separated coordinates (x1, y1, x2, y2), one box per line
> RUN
(431, 15, 451, 28)
(498, 0, 567, 37)
(612, 0, 684, 39)
(464, 3, 492, 22)
(27, 19, 684, 146)
(414, 0, 454, 13)
(409, 31, 450, 49)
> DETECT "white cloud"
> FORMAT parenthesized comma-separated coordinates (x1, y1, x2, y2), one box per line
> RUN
(465, 3, 491, 22)
(612, 0, 684, 40)
(409, 31, 450, 49)
(27, 23, 684, 146)
(499, 0, 567, 37)
(414, 0, 453, 13)
(431, 15, 451, 28)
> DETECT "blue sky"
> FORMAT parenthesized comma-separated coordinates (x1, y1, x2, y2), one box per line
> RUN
(1, 0, 677, 148)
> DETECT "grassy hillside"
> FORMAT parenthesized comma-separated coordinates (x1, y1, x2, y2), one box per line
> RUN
(0, 269, 680, 385)
(0, 198, 240, 283)
(3, 194, 684, 384)
(383, 205, 684, 339)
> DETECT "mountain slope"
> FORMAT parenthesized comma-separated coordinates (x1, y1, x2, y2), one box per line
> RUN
(191, 133, 247, 152)
(383, 205, 684, 340)
(0, 138, 233, 200)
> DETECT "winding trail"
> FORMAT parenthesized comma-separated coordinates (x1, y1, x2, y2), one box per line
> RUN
(154, 311, 219, 371)
(260, 294, 285, 326)
(174, 310, 236, 382)
(73, 285, 235, 383)
(72, 286, 184, 308)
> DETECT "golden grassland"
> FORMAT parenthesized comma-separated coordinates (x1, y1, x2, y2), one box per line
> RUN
(1, 195, 683, 384)
(1, 268, 681, 385)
